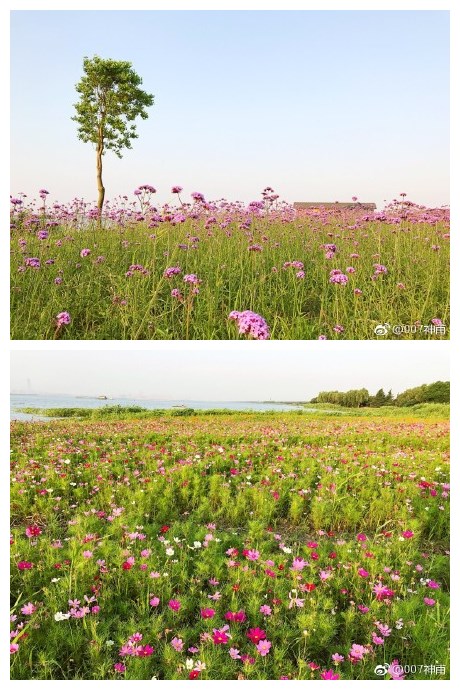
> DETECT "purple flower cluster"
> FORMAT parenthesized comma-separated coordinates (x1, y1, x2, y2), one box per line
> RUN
(126, 264, 149, 277)
(283, 261, 304, 270)
(163, 266, 182, 279)
(56, 311, 71, 327)
(329, 269, 348, 285)
(24, 257, 40, 269)
(323, 244, 337, 260)
(228, 310, 270, 340)
(191, 192, 205, 203)
(183, 274, 201, 285)
(134, 185, 156, 195)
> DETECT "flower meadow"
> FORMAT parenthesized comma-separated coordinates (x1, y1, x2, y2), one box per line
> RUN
(10, 411, 449, 679)
(10, 189, 449, 339)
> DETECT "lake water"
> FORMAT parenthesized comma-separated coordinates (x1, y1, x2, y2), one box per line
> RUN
(10, 394, 308, 421)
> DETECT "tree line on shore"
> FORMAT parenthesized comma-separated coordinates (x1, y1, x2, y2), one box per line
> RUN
(310, 381, 449, 408)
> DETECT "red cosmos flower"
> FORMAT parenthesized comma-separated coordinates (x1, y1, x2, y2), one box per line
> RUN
(328, 552, 337, 559)
(247, 628, 266, 644)
(189, 670, 200, 679)
(356, 533, 367, 542)
(309, 662, 320, 670)
(311, 552, 319, 560)
(232, 584, 240, 592)
(304, 583, 316, 592)
(137, 644, 154, 657)
(419, 481, 434, 489)
(122, 561, 133, 570)
(160, 525, 170, 533)
(307, 541, 318, 549)
(17, 561, 33, 570)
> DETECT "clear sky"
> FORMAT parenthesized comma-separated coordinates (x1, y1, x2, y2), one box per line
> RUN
(10, 9, 449, 209)
(10, 347, 450, 400)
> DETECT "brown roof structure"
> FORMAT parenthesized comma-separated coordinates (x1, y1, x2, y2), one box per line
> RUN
(294, 202, 376, 210)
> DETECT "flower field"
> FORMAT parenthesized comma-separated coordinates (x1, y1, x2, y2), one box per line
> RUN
(10, 190, 449, 339)
(10, 411, 450, 679)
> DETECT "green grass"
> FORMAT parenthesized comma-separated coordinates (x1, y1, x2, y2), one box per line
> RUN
(18, 403, 450, 420)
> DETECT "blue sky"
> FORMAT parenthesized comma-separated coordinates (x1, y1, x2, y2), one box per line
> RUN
(10, 347, 449, 399)
(10, 10, 449, 208)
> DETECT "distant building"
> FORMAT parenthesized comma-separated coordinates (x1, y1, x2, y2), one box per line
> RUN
(294, 202, 376, 211)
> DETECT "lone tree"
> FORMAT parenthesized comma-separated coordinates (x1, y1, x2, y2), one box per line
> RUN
(72, 56, 154, 212)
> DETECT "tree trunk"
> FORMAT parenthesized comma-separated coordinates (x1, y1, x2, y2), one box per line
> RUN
(96, 146, 105, 214)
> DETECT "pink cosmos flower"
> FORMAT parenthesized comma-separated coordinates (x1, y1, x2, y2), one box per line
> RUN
(373, 582, 395, 601)
(424, 598, 436, 606)
(256, 639, 272, 656)
(291, 557, 308, 571)
(149, 597, 160, 607)
(25, 525, 42, 538)
(229, 647, 241, 659)
(83, 550, 93, 558)
(387, 659, 405, 680)
(21, 602, 36, 615)
(402, 530, 414, 539)
(321, 669, 340, 680)
(260, 604, 272, 616)
(246, 549, 260, 561)
(114, 663, 126, 673)
(168, 599, 181, 611)
(10, 643, 20, 654)
(348, 644, 369, 662)
(331, 653, 344, 664)
(171, 637, 184, 652)
(358, 568, 369, 578)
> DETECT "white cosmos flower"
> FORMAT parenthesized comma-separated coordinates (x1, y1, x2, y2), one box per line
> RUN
(165, 547, 174, 556)
(185, 659, 194, 670)
(54, 611, 70, 621)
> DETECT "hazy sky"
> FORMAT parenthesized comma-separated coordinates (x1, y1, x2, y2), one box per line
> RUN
(10, 348, 450, 400)
(10, 9, 449, 209)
